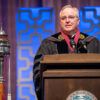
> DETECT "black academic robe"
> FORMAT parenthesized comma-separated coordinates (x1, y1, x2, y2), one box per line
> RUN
(33, 32, 100, 100)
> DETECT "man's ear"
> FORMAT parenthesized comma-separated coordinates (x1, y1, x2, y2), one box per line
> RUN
(78, 19, 80, 25)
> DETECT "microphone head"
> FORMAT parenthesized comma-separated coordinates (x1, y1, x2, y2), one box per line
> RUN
(79, 35, 95, 50)
(70, 39, 76, 49)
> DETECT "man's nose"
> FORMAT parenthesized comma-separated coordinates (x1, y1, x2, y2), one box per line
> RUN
(65, 17, 70, 22)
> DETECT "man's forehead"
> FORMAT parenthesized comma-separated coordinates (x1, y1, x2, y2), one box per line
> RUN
(61, 8, 76, 16)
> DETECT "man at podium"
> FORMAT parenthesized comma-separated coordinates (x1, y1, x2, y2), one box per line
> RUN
(33, 4, 100, 100)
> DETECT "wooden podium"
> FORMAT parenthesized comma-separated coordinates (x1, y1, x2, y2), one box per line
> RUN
(41, 54, 100, 100)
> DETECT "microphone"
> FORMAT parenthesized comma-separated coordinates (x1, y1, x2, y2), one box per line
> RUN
(70, 34, 76, 49)
(81, 35, 94, 43)
(79, 36, 94, 50)
(70, 39, 76, 49)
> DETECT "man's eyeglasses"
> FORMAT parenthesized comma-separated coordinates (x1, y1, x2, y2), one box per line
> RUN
(60, 15, 78, 20)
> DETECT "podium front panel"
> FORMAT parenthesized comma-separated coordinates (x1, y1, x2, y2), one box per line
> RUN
(42, 70, 100, 100)
(41, 54, 100, 100)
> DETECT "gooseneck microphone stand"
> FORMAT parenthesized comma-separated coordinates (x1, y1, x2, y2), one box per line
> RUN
(70, 38, 77, 53)
(0, 27, 10, 100)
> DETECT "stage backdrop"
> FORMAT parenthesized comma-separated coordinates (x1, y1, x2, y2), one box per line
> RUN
(16, 8, 55, 100)
(16, 7, 100, 100)
(80, 6, 100, 40)
(0, 0, 100, 99)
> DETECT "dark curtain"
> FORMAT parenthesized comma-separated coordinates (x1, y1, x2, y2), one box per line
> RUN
(0, 0, 100, 99)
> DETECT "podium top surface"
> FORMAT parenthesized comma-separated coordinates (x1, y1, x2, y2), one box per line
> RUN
(41, 53, 100, 64)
